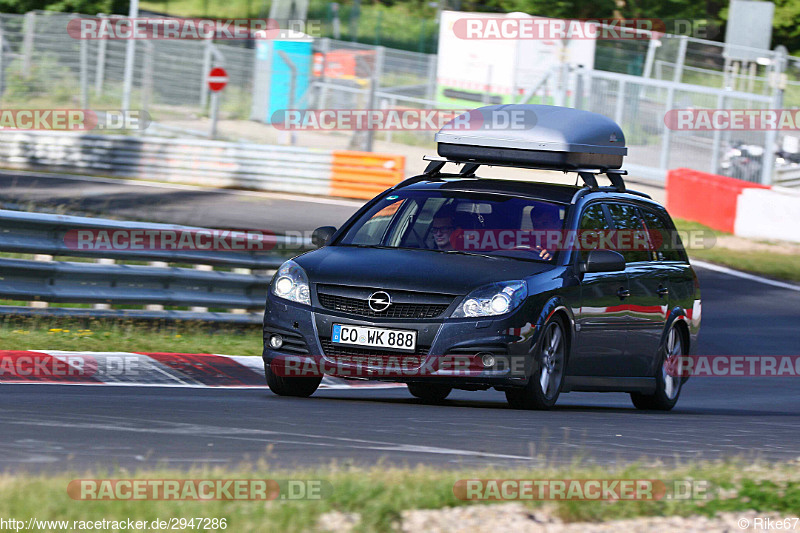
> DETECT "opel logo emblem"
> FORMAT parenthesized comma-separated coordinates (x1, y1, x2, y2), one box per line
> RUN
(367, 291, 391, 312)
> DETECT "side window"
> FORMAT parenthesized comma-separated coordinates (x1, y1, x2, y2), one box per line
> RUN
(578, 203, 611, 261)
(641, 209, 685, 262)
(606, 204, 653, 263)
(579, 203, 610, 231)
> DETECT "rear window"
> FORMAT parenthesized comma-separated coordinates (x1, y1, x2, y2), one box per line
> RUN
(641, 208, 687, 262)
(606, 204, 654, 263)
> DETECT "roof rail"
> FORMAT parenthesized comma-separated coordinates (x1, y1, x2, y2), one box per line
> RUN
(570, 186, 652, 204)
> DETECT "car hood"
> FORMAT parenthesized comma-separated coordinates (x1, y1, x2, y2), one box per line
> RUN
(294, 246, 555, 295)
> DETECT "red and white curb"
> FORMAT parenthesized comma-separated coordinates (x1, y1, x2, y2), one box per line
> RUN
(0, 350, 404, 389)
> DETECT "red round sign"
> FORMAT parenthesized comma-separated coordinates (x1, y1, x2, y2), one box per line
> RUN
(207, 67, 228, 92)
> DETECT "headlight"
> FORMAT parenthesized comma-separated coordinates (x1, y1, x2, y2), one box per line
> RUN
(451, 280, 527, 318)
(270, 260, 311, 306)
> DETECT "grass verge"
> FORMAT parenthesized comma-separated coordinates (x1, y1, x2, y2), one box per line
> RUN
(0, 317, 262, 355)
(0, 460, 798, 532)
(674, 219, 800, 283)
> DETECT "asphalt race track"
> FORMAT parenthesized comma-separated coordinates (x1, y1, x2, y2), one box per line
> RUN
(1, 172, 799, 471)
(0, 170, 361, 234)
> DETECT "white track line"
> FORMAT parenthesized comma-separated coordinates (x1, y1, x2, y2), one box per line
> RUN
(691, 259, 800, 292)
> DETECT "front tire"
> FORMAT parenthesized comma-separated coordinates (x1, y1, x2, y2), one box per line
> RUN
(505, 316, 567, 410)
(407, 382, 451, 403)
(630, 326, 685, 411)
(265, 361, 321, 397)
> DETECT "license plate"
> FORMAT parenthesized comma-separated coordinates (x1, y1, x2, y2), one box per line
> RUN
(332, 324, 417, 352)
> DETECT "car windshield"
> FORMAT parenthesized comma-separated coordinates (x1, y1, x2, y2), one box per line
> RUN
(337, 189, 567, 262)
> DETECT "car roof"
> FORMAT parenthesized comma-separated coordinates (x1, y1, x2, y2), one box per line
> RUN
(403, 176, 581, 203)
(399, 176, 655, 206)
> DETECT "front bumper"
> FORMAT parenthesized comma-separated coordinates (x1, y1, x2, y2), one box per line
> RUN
(262, 293, 540, 388)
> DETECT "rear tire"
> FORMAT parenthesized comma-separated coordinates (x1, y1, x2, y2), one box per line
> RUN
(265, 361, 321, 397)
(630, 325, 685, 411)
(407, 383, 451, 403)
(505, 315, 567, 410)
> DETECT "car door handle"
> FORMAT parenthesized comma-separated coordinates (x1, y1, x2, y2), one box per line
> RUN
(657, 286, 669, 297)
(616, 288, 631, 299)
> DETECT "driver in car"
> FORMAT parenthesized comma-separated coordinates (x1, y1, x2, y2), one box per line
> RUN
(430, 212, 457, 251)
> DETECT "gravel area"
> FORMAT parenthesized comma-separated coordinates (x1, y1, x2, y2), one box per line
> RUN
(318, 504, 798, 532)
(399, 505, 797, 533)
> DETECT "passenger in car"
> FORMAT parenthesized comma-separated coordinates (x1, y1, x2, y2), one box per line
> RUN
(529, 203, 563, 260)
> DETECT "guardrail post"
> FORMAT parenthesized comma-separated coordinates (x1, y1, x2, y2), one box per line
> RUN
(22, 11, 35, 77)
(573, 68, 584, 109)
(364, 45, 385, 152)
(230, 268, 251, 314)
(710, 93, 725, 174)
(145, 261, 168, 311)
(318, 38, 330, 110)
(29, 253, 52, 308)
(141, 41, 154, 113)
(94, 14, 108, 96)
(190, 264, 213, 313)
(80, 30, 89, 109)
(659, 35, 688, 171)
(0, 25, 5, 103)
(276, 50, 298, 146)
(614, 79, 626, 126)
(382, 97, 394, 143)
(201, 37, 213, 109)
(760, 45, 787, 186)
(426, 54, 437, 106)
(93, 258, 116, 310)
(121, 0, 139, 111)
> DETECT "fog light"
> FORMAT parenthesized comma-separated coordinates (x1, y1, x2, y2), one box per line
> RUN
(479, 352, 496, 368)
(269, 334, 284, 350)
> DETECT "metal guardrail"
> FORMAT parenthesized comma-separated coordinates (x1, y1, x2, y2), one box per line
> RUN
(0, 132, 333, 195)
(0, 209, 314, 323)
(775, 166, 800, 188)
(0, 131, 405, 198)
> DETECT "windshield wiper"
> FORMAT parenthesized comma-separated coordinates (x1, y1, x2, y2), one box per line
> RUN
(340, 244, 395, 250)
(341, 244, 513, 261)
(435, 249, 500, 260)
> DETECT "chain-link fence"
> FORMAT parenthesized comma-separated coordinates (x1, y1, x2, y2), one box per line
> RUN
(0, 11, 437, 134)
(0, 10, 797, 185)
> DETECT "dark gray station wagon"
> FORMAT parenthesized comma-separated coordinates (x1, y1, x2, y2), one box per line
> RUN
(263, 105, 701, 410)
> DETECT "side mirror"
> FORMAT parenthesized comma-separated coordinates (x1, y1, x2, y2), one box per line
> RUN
(311, 226, 337, 247)
(579, 249, 626, 274)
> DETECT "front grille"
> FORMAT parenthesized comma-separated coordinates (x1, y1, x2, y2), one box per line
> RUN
(320, 339, 429, 368)
(317, 293, 450, 319)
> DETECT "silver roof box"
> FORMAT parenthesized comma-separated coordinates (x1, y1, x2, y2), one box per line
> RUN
(435, 104, 627, 171)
